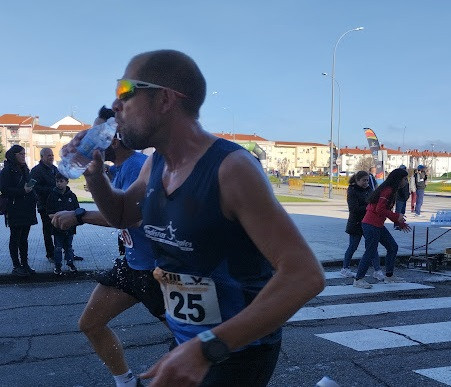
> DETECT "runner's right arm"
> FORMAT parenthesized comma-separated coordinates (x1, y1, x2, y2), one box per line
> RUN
(84, 150, 151, 228)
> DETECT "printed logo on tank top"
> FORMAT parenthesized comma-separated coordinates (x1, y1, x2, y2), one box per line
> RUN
(143, 221, 193, 251)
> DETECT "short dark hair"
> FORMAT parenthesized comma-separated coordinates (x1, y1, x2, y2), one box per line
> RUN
(98, 105, 115, 121)
(55, 172, 69, 182)
(133, 50, 206, 119)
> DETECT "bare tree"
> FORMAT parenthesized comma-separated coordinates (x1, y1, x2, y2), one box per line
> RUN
(355, 156, 374, 172)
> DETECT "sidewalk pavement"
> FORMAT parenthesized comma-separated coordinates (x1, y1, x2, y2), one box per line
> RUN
(1, 188, 449, 282)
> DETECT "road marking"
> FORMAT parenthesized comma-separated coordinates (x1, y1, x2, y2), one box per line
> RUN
(318, 282, 433, 296)
(316, 321, 451, 351)
(414, 366, 451, 386)
(289, 297, 451, 322)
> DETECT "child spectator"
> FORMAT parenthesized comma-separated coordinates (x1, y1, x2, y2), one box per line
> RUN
(46, 173, 80, 275)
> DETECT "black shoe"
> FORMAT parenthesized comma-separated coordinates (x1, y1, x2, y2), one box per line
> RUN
(53, 267, 62, 275)
(67, 263, 78, 273)
(12, 266, 30, 277)
(22, 264, 36, 274)
(73, 255, 84, 261)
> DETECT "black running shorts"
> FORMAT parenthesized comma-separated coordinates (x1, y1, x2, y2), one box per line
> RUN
(95, 257, 165, 319)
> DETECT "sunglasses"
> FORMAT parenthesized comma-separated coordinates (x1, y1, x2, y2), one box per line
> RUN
(116, 79, 187, 100)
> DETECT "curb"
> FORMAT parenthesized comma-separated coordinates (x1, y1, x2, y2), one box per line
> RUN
(0, 269, 99, 285)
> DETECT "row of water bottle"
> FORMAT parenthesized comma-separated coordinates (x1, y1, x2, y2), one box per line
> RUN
(430, 210, 451, 226)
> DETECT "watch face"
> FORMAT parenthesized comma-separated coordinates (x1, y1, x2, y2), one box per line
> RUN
(204, 339, 230, 363)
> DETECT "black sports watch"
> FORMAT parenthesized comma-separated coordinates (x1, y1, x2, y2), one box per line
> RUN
(197, 330, 230, 364)
(74, 208, 86, 225)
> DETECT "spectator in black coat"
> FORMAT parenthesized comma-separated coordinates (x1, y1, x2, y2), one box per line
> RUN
(341, 170, 382, 279)
(30, 148, 58, 261)
(0, 145, 37, 277)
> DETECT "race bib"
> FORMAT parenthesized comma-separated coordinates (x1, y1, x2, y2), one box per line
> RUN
(154, 267, 222, 325)
(120, 229, 133, 248)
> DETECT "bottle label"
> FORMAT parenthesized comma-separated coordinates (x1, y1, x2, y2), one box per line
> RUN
(77, 136, 97, 158)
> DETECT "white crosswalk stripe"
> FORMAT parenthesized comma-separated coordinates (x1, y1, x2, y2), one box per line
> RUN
(318, 282, 432, 296)
(414, 366, 451, 386)
(316, 321, 451, 351)
(298, 270, 451, 385)
(289, 297, 451, 322)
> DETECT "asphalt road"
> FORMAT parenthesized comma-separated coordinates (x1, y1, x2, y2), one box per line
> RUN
(0, 267, 450, 386)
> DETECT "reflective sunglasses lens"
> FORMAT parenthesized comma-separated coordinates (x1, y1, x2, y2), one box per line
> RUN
(116, 80, 134, 100)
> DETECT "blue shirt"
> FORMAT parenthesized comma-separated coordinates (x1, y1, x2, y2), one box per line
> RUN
(113, 152, 155, 270)
(142, 139, 280, 346)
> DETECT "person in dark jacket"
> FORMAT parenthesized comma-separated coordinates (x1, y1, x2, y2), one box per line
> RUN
(414, 164, 428, 216)
(341, 170, 383, 279)
(46, 173, 80, 275)
(0, 145, 37, 277)
(30, 148, 58, 261)
(394, 165, 410, 229)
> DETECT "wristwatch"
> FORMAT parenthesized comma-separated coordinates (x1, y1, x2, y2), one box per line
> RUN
(74, 208, 86, 225)
(197, 330, 230, 364)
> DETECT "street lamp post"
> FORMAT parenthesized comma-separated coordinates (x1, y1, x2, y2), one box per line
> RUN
(328, 27, 364, 198)
(322, 73, 341, 183)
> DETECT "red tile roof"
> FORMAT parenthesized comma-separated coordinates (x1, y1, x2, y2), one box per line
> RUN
(57, 124, 91, 131)
(33, 124, 56, 132)
(213, 133, 268, 141)
(0, 114, 35, 125)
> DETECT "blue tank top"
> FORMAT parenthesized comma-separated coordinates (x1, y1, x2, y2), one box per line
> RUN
(142, 138, 281, 346)
(113, 152, 155, 270)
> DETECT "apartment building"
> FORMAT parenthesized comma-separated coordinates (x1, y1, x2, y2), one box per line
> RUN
(0, 114, 89, 167)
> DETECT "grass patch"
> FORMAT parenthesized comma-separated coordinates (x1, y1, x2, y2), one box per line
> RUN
(276, 195, 324, 203)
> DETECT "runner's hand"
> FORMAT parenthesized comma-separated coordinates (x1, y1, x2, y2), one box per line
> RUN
(50, 211, 78, 230)
(60, 130, 104, 177)
(397, 213, 406, 223)
(83, 149, 105, 177)
(139, 338, 210, 386)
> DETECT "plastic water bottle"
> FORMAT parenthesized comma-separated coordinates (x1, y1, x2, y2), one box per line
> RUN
(58, 117, 117, 179)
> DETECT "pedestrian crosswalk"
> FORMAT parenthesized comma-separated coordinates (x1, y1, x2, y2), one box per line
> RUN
(291, 269, 451, 386)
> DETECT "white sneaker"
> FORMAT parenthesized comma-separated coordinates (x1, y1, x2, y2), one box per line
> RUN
(372, 270, 385, 281)
(384, 275, 406, 283)
(353, 278, 373, 289)
(340, 268, 356, 278)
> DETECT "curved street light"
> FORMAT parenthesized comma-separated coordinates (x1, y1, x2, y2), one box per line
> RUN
(322, 72, 341, 183)
(328, 27, 364, 198)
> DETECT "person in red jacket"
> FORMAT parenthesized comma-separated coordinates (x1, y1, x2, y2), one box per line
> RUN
(353, 168, 411, 289)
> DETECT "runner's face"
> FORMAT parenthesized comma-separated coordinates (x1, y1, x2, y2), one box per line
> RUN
(112, 59, 161, 150)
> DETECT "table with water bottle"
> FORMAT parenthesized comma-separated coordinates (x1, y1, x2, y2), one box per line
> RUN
(409, 210, 451, 272)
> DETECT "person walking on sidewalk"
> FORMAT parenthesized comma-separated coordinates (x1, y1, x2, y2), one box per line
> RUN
(63, 49, 325, 386)
(414, 164, 427, 216)
(341, 171, 384, 280)
(394, 165, 410, 230)
(46, 173, 80, 275)
(30, 148, 58, 262)
(409, 167, 416, 213)
(0, 145, 37, 277)
(51, 106, 165, 387)
(353, 168, 411, 289)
